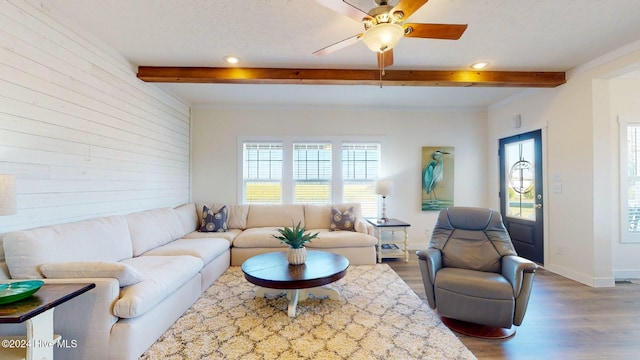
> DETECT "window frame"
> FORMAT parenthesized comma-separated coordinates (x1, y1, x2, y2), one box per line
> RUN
(238, 136, 385, 215)
(619, 116, 640, 243)
(241, 142, 284, 204)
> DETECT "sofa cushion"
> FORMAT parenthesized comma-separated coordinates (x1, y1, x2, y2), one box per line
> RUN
(127, 208, 185, 257)
(232, 227, 287, 248)
(303, 204, 332, 229)
(304, 203, 364, 230)
(174, 203, 199, 235)
(330, 206, 356, 231)
(40, 261, 144, 287)
(435, 267, 514, 300)
(196, 203, 249, 230)
(305, 229, 378, 248)
(246, 204, 305, 229)
(336, 203, 363, 218)
(441, 230, 504, 272)
(114, 255, 203, 318)
(142, 238, 230, 265)
(200, 205, 227, 232)
(3, 215, 132, 279)
(182, 229, 242, 242)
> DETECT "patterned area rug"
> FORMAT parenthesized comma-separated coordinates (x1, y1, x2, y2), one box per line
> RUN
(140, 265, 477, 360)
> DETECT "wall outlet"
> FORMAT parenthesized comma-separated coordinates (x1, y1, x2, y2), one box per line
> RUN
(556, 244, 564, 255)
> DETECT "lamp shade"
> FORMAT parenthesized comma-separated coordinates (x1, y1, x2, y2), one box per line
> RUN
(375, 179, 394, 197)
(362, 23, 404, 52)
(0, 174, 17, 216)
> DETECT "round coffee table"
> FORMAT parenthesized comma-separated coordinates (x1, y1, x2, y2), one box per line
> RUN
(241, 250, 349, 317)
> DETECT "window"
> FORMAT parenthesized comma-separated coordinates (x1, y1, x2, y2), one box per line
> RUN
(342, 143, 380, 217)
(620, 117, 640, 242)
(294, 143, 332, 204)
(243, 143, 282, 204)
(239, 138, 382, 217)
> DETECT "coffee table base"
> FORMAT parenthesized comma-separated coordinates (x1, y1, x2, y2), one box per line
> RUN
(255, 286, 340, 317)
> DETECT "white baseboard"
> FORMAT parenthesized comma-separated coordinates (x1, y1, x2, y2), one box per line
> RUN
(612, 269, 640, 280)
(544, 263, 615, 288)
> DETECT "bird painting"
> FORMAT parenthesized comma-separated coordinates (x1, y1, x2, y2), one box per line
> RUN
(422, 147, 454, 211)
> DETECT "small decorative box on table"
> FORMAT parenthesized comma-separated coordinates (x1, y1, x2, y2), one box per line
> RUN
(366, 218, 411, 263)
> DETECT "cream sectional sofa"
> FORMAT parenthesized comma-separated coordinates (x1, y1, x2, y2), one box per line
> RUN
(199, 202, 377, 265)
(0, 202, 376, 360)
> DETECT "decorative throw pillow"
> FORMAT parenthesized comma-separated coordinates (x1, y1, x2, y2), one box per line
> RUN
(330, 206, 356, 231)
(40, 261, 144, 287)
(200, 205, 228, 232)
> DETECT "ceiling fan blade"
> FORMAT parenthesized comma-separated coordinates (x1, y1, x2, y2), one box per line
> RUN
(313, 34, 362, 57)
(391, 0, 429, 21)
(315, 0, 371, 22)
(377, 50, 394, 68)
(403, 23, 468, 40)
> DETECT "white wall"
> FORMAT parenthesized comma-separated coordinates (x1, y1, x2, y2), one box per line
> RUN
(191, 105, 489, 249)
(488, 46, 640, 287)
(0, 0, 191, 235)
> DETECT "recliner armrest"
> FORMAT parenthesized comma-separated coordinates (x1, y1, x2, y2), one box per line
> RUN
(501, 255, 538, 297)
(416, 249, 442, 309)
(416, 249, 442, 283)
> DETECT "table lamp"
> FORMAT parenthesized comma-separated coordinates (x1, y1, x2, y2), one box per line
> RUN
(375, 179, 393, 222)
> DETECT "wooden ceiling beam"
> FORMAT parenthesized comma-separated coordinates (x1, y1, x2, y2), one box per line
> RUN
(137, 66, 566, 88)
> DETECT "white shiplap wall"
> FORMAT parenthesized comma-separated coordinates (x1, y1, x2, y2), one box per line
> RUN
(0, 0, 191, 233)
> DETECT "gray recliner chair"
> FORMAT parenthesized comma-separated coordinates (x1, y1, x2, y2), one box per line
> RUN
(417, 207, 538, 333)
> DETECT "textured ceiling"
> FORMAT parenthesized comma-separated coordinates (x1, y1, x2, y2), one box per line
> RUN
(35, 0, 640, 109)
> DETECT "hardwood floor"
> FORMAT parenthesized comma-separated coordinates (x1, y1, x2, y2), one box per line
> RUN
(386, 254, 640, 360)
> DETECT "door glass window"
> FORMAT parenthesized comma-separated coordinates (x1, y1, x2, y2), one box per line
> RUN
(504, 139, 536, 221)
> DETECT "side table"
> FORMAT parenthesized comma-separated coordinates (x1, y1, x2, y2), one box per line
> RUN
(367, 218, 411, 263)
(0, 282, 95, 360)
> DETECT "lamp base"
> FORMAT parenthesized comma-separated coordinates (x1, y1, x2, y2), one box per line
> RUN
(377, 217, 388, 223)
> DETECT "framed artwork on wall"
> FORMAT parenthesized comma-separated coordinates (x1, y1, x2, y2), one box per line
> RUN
(422, 146, 454, 211)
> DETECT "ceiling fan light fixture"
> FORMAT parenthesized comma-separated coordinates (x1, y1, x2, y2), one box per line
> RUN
(362, 23, 404, 53)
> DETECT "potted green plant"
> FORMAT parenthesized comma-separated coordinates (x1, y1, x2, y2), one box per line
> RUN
(273, 221, 319, 265)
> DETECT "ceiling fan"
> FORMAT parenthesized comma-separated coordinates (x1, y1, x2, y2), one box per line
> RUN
(313, 0, 467, 69)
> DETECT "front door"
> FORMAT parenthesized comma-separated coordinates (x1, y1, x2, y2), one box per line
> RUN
(499, 130, 544, 264)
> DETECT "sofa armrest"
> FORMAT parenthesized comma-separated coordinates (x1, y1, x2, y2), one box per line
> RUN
(50, 277, 121, 360)
(354, 218, 374, 235)
(0, 278, 120, 360)
(416, 249, 442, 309)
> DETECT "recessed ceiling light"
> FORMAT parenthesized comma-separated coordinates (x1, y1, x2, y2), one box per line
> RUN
(223, 55, 239, 64)
(470, 62, 489, 70)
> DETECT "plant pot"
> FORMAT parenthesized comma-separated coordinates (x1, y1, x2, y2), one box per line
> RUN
(287, 247, 307, 265)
